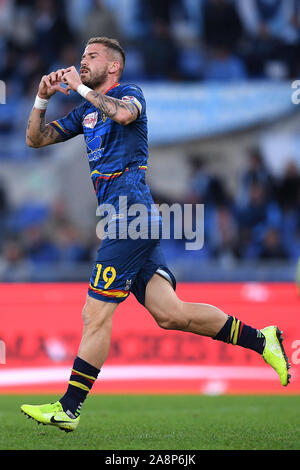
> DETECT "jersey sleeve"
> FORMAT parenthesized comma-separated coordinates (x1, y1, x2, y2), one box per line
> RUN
(49, 104, 83, 140)
(119, 84, 145, 117)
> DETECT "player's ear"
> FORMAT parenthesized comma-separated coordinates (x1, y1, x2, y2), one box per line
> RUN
(109, 60, 120, 75)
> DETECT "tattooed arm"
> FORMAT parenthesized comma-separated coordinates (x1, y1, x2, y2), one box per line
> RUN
(26, 107, 64, 148)
(26, 69, 69, 148)
(86, 91, 138, 126)
(62, 66, 139, 126)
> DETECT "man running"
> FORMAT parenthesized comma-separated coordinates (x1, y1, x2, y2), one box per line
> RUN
(21, 37, 290, 432)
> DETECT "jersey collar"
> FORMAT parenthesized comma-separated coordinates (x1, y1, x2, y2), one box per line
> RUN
(104, 82, 120, 95)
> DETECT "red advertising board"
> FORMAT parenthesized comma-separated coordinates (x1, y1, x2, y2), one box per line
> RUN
(0, 282, 299, 394)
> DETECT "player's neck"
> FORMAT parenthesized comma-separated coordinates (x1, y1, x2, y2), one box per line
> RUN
(94, 78, 119, 95)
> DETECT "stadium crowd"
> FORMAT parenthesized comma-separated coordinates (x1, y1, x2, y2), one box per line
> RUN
(2, 0, 300, 103)
(2, 0, 300, 146)
(183, 149, 300, 262)
(1, 0, 300, 280)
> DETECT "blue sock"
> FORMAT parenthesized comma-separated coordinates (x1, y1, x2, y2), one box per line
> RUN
(59, 356, 100, 417)
(214, 315, 265, 354)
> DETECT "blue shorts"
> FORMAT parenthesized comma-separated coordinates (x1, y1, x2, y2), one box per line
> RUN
(88, 236, 176, 306)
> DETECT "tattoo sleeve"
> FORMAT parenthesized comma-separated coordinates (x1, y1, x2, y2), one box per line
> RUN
(26, 107, 64, 147)
(88, 91, 138, 124)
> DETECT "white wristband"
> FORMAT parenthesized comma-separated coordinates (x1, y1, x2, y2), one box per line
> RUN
(34, 95, 49, 110)
(77, 84, 92, 99)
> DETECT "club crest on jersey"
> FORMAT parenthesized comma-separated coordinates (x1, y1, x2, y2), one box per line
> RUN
(83, 111, 98, 129)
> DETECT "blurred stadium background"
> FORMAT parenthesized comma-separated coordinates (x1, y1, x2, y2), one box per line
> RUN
(1, 0, 300, 395)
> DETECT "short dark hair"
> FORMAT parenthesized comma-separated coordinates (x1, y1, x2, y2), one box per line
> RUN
(86, 37, 125, 76)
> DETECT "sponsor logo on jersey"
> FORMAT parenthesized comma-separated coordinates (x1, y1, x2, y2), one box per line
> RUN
(124, 279, 132, 291)
(83, 111, 98, 129)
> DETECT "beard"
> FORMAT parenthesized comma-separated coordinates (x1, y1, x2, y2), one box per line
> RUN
(81, 67, 108, 89)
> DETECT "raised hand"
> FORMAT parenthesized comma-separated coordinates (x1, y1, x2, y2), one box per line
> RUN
(61, 66, 82, 93)
(38, 69, 70, 99)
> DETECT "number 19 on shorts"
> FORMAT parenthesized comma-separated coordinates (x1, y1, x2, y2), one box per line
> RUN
(93, 264, 116, 289)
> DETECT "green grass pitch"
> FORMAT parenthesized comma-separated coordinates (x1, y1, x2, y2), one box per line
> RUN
(0, 394, 299, 450)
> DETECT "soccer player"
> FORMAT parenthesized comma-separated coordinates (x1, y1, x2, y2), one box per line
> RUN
(21, 37, 290, 432)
